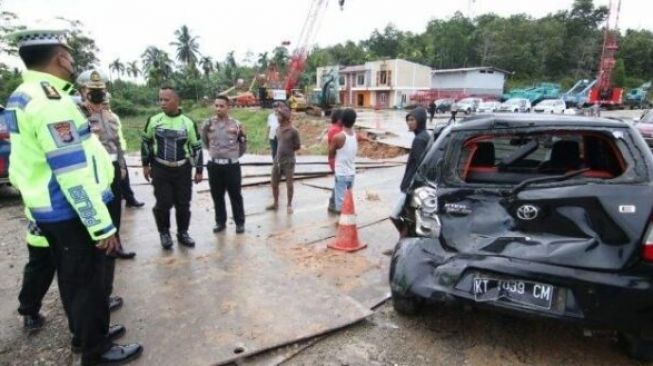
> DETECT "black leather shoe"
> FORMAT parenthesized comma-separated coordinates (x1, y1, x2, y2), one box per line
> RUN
(23, 313, 45, 333)
(212, 224, 226, 233)
(114, 249, 136, 259)
(72, 324, 126, 353)
(125, 200, 144, 208)
(108, 296, 123, 312)
(82, 343, 143, 366)
(160, 232, 173, 250)
(236, 225, 245, 234)
(177, 232, 195, 247)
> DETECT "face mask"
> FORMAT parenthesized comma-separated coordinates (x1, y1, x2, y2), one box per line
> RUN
(88, 89, 106, 104)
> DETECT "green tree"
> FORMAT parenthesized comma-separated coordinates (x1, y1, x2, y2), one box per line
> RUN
(613, 58, 626, 87)
(200, 56, 213, 78)
(141, 46, 173, 86)
(257, 52, 269, 71)
(56, 18, 100, 71)
(170, 25, 199, 73)
(109, 58, 125, 80)
(126, 60, 140, 79)
(270, 46, 289, 73)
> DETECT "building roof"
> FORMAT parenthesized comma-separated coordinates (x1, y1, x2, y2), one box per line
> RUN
(340, 65, 367, 73)
(432, 67, 512, 75)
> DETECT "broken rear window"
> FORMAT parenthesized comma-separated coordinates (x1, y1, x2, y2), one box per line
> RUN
(441, 130, 635, 185)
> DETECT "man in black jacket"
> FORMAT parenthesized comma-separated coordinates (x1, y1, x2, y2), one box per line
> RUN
(400, 107, 430, 192)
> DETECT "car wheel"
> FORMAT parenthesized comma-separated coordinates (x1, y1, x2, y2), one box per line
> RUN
(620, 333, 653, 361)
(391, 291, 423, 316)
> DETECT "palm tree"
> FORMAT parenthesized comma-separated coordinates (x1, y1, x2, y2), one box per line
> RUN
(170, 25, 199, 71)
(109, 58, 125, 80)
(271, 46, 289, 73)
(141, 46, 173, 86)
(257, 52, 269, 71)
(126, 60, 140, 80)
(200, 56, 213, 78)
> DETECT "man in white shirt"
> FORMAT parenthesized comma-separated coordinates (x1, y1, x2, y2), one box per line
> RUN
(266, 103, 280, 160)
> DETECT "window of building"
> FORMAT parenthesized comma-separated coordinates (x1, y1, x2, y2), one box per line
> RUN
(339, 75, 345, 86)
(379, 71, 387, 85)
(357, 74, 365, 86)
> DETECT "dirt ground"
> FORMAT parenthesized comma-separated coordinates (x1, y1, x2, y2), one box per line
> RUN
(292, 113, 407, 159)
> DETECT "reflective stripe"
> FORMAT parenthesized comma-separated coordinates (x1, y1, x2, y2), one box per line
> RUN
(93, 223, 115, 237)
(109, 153, 118, 162)
(338, 214, 357, 226)
(3, 109, 19, 133)
(46, 146, 87, 174)
(155, 157, 188, 167)
(7, 92, 31, 109)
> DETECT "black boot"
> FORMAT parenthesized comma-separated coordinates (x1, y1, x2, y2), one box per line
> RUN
(82, 343, 143, 366)
(177, 232, 195, 247)
(160, 232, 173, 250)
(23, 313, 45, 333)
(125, 199, 144, 208)
(72, 324, 126, 353)
(108, 296, 123, 312)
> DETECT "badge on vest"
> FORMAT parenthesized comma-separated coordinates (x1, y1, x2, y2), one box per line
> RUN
(48, 121, 80, 147)
(41, 81, 61, 100)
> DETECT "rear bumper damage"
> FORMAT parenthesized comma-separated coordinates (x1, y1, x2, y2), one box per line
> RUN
(390, 237, 653, 335)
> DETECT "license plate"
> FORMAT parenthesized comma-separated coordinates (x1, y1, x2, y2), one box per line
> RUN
(472, 277, 554, 310)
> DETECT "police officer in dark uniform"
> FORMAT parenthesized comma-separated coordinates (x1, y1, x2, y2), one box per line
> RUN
(7, 28, 142, 365)
(142, 86, 203, 249)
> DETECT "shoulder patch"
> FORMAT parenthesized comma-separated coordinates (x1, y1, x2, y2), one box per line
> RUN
(41, 82, 61, 100)
(47, 121, 80, 147)
(1, 109, 19, 134)
(7, 92, 32, 110)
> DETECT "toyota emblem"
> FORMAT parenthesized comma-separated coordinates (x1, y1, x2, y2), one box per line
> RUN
(516, 204, 539, 220)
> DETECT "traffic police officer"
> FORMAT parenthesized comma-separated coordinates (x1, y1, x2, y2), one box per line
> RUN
(141, 85, 203, 249)
(201, 95, 247, 234)
(7, 28, 142, 365)
(77, 69, 137, 259)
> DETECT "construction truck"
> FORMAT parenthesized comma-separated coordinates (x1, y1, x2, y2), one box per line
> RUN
(502, 82, 561, 104)
(624, 81, 651, 109)
(563, 79, 597, 108)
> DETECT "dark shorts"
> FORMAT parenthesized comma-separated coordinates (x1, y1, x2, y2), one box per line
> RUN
(271, 160, 295, 185)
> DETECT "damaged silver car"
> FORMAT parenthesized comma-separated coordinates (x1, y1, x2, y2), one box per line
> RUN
(390, 114, 653, 360)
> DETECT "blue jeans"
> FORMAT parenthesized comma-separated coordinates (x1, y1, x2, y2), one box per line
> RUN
(330, 175, 355, 212)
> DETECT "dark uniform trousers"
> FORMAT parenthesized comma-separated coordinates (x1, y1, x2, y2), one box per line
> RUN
(207, 161, 245, 226)
(120, 166, 138, 204)
(104, 161, 123, 296)
(151, 161, 192, 233)
(18, 163, 120, 320)
(39, 219, 111, 359)
(17, 245, 55, 317)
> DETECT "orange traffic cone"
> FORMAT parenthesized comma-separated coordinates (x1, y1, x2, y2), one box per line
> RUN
(328, 189, 367, 252)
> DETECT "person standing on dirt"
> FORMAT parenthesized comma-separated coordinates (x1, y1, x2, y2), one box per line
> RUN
(400, 107, 430, 193)
(428, 100, 437, 123)
(142, 86, 204, 249)
(328, 108, 358, 213)
(267, 102, 280, 160)
(201, 95, 247, 234)
(7, 28, 142, 365)
(268, 103, 301, 214)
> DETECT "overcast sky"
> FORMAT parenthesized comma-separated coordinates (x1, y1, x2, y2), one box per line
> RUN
(1, 0, 650, 74)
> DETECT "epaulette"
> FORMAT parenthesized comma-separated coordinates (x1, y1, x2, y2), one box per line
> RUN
(41, 81, 61, 100)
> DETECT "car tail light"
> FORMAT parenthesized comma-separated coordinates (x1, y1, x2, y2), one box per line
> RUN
(410, 187, 441, 238)
(642, 222, 653, 262)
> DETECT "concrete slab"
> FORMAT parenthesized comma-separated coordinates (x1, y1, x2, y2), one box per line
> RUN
(109, 165, 403, 364)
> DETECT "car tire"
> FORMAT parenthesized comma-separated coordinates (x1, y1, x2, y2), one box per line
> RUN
(391, 291, 423, 315)
(620, 333, 653, 361)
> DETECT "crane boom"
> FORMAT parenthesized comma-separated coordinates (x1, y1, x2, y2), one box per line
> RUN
(284, 0, 331, 93)
(588, 0, 623, 107)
